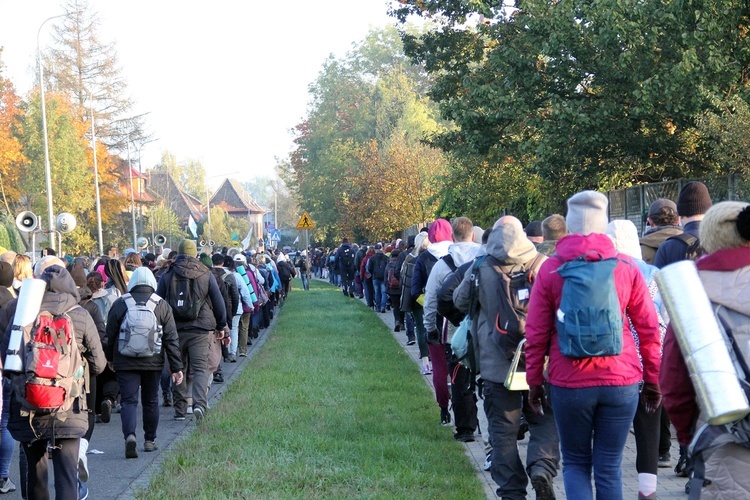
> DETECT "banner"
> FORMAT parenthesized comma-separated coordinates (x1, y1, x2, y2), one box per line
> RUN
(188, 215, 198, 238)
(241, 226, 254, 250)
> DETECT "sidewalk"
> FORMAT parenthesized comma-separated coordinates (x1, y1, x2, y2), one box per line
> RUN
(367, 297, 688, 499)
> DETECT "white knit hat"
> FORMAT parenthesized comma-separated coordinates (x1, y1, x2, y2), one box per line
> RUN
(566, 190, 609, 235)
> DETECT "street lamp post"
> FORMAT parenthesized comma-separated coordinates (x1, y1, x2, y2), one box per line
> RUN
(126, 142, 137, 250)
(90, 104, 103, 256)
(37, 13, 67, 250)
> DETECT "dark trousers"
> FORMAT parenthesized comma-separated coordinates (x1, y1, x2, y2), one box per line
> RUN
(117, 370, 161, 442)
(389, 293, 404, 326)
(24, 437, 79, 500)
(83, 376, 97, 441)
(95, 366, 119, 412)
(660, 406, 672, 456)
(448, 360, 477, 436)
(484, 380, 560, 499)
(633, 403, 662, 474)
(364, 279, 375, 308)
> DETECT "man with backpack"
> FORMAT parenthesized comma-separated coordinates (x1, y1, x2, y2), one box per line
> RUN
(335, 238, 357, 298)
(654, 182, 712, 268)
(0, 259, 107, 500)
(366, 244, 389, 313)
(105, 267, 184, 458)
(156, 239, 227, 422)
(454, 217, 559, 500)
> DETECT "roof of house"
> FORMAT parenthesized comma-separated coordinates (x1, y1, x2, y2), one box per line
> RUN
(146, 171, 204, 225)
(210, 179, 266, 216)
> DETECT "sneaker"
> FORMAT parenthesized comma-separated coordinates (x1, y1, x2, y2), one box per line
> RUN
(213, 373, 224, 384)
(530, 471, 555, 500)
(421, 367, 432, 375)
(454, 431, 475, 442)
(162, 393, 172, 407)
(239, 353, 247, 357)
(193, 406, 205, 421)
(125, 435, 138, 459)
(77, 479, 88, 500)
(174, 414, 186, 421)
(440, 408, 452, 426)
(349, 292, 355, 298)
(658, 453, 672, 468)
(144, 441, 158, 452)
(0, 477, 16, 494)
(517, 421, 529, 441)
(100, 399, 112, 424)
(229, 354, 237, 363)
(406, 338, 416, 346)
(394, 324, 401, 332)
(482, 452, 492, 471)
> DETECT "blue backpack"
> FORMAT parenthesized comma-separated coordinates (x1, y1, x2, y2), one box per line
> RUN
(555, 255, 624, 358)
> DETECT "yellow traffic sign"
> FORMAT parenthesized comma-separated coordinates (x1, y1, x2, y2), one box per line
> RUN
(296, 211, 316, 230)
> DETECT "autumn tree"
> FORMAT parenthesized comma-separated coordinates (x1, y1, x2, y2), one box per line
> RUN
(0, 52, 26, 215)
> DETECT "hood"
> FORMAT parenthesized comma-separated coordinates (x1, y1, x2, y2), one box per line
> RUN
(447, 241, 481, 267)
(91, 288, 108, 300)
(426, 240, 451, 260)
(605, 220, 642, 260)
(554, 233, 617, 262)
(40, 265, 80, 314)
(486, 223, 537, 265)
(78, 285, 93, 301)
(172, 255, 209, 279)
(428, 219, 452, 243)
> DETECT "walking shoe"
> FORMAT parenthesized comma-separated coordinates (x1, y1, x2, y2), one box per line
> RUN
(440, 408, 452, 426)
(162, 393, 172, 407)
(0, 477, 16, 494)
(193, 406, 205, 421)
(144, 441, 158, 452)
(174, 414, 186, 421)
(228, 354, 237, 363)
(100, 399, 112, 423)
(658, 453, 672, 468)
(482, 452, 492, 471)
(77, 479, 88, 500)
(421, 367, 432, 375)
(125, 435, 138, 459)
(517, 421, 529, 441)
(406, 338, 416, 346)
(530, 471, 555, 500)
(239, 353, 247, 357)
(213, 373, 224, 384)
(638, 493, 656, 500)
(349, 292, 355, 298)
(453, 431, 475, 442)
(394, 324, 401, 332)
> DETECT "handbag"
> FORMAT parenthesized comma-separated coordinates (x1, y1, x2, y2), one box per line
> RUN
(504, 338, 529, 391)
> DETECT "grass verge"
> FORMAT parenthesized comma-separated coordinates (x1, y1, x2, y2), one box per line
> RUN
(140, 278, 484, 499)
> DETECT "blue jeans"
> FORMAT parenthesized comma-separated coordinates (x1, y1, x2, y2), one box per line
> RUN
(373, 279, 387, 311)
(0, 380, 14, 477)
(300, 273, 309, 290)
(550, 383, 639, 500)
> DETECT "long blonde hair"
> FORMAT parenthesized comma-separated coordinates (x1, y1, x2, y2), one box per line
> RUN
(13, 255, 33, 282)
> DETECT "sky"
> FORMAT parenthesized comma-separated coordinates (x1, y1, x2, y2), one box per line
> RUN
(0, 0, 398, 188)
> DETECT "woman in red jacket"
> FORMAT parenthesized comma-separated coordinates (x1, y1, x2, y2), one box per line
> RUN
(525, 191, 662, 500)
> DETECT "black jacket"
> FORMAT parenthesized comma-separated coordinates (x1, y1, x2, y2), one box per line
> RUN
(156, 255, 227, 333)
(0, 266, 106, 443)
(436, 261, 472, 327)
(105, 284, 183, 373)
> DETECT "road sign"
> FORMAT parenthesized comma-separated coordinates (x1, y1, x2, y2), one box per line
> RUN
(296, 211, 315, 230)
(270, 230, 281, 242)
(266, 224, 276, 234)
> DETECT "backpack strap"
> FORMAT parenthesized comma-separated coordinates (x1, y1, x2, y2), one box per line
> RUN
(145, 295, 161, 312)
(667, 232, 698, 247)
(122, 293, 136, 309)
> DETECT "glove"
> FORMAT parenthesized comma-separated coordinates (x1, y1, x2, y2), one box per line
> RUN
(528, 385, 547, 416)
(641, 382, 662, 414)
(426, 329, 441, 345)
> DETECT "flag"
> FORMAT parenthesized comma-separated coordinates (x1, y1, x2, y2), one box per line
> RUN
(188, 215, 198, 238)
(293, 235, 299, 244)
(241, 226, 254, 250)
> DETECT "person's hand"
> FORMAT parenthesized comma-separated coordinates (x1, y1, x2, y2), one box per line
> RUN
(528, 385, 548, 416)
(221, 335, 231, 347)
(172, 371, 184, 385)
(223, 325, 230, 338)
(426, 329, 441, 345)
(641, 382, 662, 414)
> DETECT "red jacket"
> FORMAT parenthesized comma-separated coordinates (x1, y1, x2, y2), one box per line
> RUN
(525, 233, 661, 388)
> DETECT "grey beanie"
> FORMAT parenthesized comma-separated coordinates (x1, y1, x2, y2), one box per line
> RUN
(127, 266, 157, 291)
(566, 190, 609, 235)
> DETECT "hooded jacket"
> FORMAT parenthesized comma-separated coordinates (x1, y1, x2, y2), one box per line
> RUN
(525, 233, 661, 389)
(156, 255, 227, 334)
(0, 266, 106, 443)
(104, 284, 183, 374)
(453, 224, 542, 383)
(423, 241, 481, 335)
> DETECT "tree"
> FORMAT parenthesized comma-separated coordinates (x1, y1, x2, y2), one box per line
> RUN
(0, 53, 27, 215)
(46, 0, 147, 150)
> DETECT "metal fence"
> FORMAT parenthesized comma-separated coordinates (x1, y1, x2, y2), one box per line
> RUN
(607, 174, 750, 234)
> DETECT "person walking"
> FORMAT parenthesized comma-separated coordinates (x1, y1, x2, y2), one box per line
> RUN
(525, 191, 662, 500)
(105, 267, 184, 458)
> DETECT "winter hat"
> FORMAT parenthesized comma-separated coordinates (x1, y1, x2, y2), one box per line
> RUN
(676, 181, 712, 217)
(199, 252, 213, 268)
(34, 256, 67, 278)
(647, 198, 678, 219)
(473, 226, 484, 243)
(374, 243, 383, 250)
(699, 201, 750, 254)
(566, 190, 609, 235)
(605, 220, 643, 260)
(428, 218, 452, 243)
(0, 262, 13, 287)
(178, 239, 198, 256)
(525, 221, 543, 237)
(127, 266, 157, 292)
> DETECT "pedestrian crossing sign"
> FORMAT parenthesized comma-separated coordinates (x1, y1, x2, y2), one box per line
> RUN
(296, 211, 316, 230)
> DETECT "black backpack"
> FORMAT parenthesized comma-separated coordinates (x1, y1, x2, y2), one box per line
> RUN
(167, 272, 205, 321)
(371, 254, 388, 281)
(340, 247, 355, 269)
(666, 233, 706, 261)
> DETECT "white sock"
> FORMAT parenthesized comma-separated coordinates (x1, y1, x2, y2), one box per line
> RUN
(421, 357, 430, 370)
(638, 473, 657, 495)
